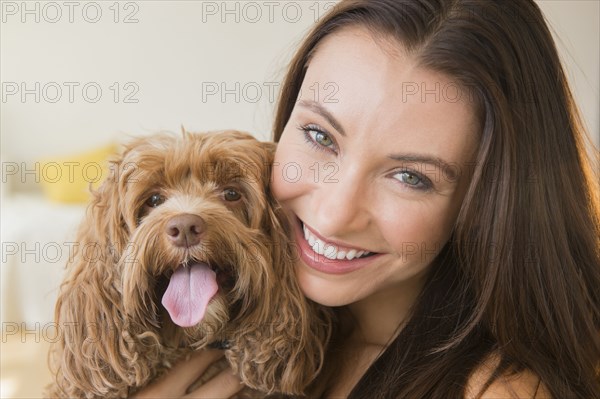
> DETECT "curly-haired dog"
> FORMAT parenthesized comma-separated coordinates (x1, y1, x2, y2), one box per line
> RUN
(45, 130, 331, 398)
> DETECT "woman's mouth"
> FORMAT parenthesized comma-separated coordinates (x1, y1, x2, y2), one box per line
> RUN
(293, 217, 383, 275)
(302, 223, 375, 260)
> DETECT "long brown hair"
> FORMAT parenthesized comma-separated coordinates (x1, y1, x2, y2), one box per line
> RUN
(273, 1, 600, 398)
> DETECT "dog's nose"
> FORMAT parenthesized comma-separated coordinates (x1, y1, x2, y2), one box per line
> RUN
(166, 214, 204, 247)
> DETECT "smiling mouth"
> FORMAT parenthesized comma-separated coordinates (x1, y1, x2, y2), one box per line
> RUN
(298, 218, 378, 260)
(293, 217, 383, 275)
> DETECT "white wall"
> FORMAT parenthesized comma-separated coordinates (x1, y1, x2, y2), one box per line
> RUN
(537, 0, 600, 149)
(1, 1, 335, 164)
(1, 0, 598, 164)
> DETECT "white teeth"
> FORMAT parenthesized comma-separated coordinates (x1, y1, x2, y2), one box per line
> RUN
(314, 238, 325, 252)
(302, 223, 372, 260)
(346, 249, 357, 260)
(311, 241, 320, 253)
(324, 245, 337, 259)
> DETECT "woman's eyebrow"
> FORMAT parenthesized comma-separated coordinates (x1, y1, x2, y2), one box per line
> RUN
(297, 99, 346, 136)
(388, 153, 459, 181)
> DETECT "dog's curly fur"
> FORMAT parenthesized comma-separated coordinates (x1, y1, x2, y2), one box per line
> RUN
(45, 130, 332, 398)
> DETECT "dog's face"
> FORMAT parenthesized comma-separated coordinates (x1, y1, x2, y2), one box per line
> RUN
(49, 130, 330, 397)
(95, 130, 277, 345)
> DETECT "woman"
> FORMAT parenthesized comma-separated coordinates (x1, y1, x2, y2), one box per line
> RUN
(136, 0, 600, 397)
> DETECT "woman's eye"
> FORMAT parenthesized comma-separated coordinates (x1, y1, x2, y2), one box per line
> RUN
(393, 171, 431, 190)
(145, 193, 166, 208)
(300, 124, 336, 151)
(311, 130, 334, 147)
(222, 187, 242, 202)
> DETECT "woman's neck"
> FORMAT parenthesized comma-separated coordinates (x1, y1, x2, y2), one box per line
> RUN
(320, 271, 429, 398)
(346, 270, 428, 347)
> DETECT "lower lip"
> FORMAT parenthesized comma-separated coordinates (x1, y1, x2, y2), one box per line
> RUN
(292, 217, 384, 275)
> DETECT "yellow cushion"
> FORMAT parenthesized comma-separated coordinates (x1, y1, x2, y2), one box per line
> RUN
(39, 143, 118, 204)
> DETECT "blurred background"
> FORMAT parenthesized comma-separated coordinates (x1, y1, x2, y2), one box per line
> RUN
(1, 1, 598, 397)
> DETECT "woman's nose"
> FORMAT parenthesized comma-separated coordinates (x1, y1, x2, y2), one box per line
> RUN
(310, 168, 370, 237)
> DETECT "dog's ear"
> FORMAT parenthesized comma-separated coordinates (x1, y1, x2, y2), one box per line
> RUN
(226, 176, 333, 395)
(46, 158, 156, 397)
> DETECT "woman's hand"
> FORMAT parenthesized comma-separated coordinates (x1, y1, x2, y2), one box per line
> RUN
(131, 349, 245, 398)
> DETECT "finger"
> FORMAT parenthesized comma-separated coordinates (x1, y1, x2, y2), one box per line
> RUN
(139, 349, 224, 396)
(167, 350, 225, 392)
(184, 367, 245, 399)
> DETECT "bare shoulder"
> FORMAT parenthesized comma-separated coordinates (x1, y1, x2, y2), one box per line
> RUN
(465, 353, 552, 399)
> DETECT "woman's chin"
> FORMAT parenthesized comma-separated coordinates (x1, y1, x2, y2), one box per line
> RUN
(295, 261, 359, 307)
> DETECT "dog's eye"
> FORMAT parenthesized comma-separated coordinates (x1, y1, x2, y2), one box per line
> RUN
(146, 193, 166, 208)
(222, 187, 241, 202)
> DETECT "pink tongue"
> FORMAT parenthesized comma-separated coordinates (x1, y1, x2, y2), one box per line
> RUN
(161, 262, 218, 327)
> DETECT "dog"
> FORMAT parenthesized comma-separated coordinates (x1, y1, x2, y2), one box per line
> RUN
(45, 130, 331, 398)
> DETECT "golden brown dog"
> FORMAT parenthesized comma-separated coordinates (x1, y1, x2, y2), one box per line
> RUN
(45, 130, 331, 398)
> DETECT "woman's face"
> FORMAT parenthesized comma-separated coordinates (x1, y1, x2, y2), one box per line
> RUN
(272, 27, 479, 307)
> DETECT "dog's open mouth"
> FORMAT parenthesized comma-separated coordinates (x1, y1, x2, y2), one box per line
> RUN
(161, 261, 218, 327)
(160, 258, 235, 328)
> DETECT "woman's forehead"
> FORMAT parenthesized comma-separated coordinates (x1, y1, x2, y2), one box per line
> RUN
(300, 27, 480, 166)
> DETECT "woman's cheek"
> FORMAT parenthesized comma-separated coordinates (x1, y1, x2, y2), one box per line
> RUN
(272, 147, 309, 203)
(272, 135, 320, 203)
(377, 198, 452, 263)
